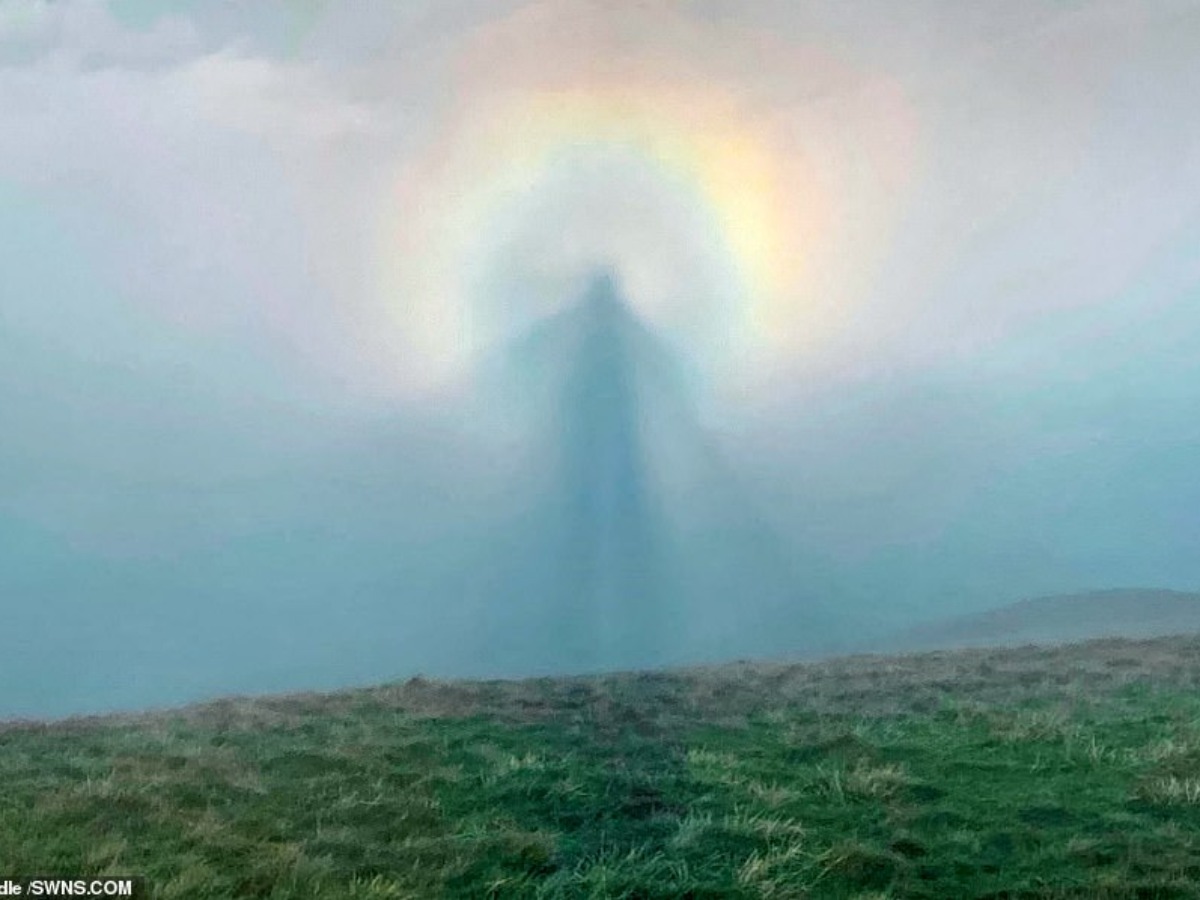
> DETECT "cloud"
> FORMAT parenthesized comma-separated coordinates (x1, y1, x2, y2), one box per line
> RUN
(0, 0, 201, 66)
(2, 2, 1200, 715)
(0, 0, 402, 381)
(5, 0, 1197, 397)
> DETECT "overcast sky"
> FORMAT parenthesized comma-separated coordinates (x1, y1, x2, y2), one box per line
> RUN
(2, 1, 1199, 715)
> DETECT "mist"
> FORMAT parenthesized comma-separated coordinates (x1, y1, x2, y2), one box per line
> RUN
(2, 1, 1198, 718)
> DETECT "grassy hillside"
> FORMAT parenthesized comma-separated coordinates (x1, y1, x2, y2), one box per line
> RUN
(4, 636, 1200, 898)
(888, 589, 1200, 652)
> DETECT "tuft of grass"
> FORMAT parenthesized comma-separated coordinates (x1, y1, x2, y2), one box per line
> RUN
(1136, 775, 1200, 806)
(844, 760, 913, 801)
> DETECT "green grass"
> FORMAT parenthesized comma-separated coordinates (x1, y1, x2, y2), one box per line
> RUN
(4, 636, 1200, 898)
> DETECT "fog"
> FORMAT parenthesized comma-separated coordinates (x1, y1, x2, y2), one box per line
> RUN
(2, 1, 1198, 717)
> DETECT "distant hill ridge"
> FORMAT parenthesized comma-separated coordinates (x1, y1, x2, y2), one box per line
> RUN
(889, 588, 1200, 651)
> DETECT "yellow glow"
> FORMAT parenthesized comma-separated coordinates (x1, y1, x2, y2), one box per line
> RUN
(380, 79, 831, 386)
